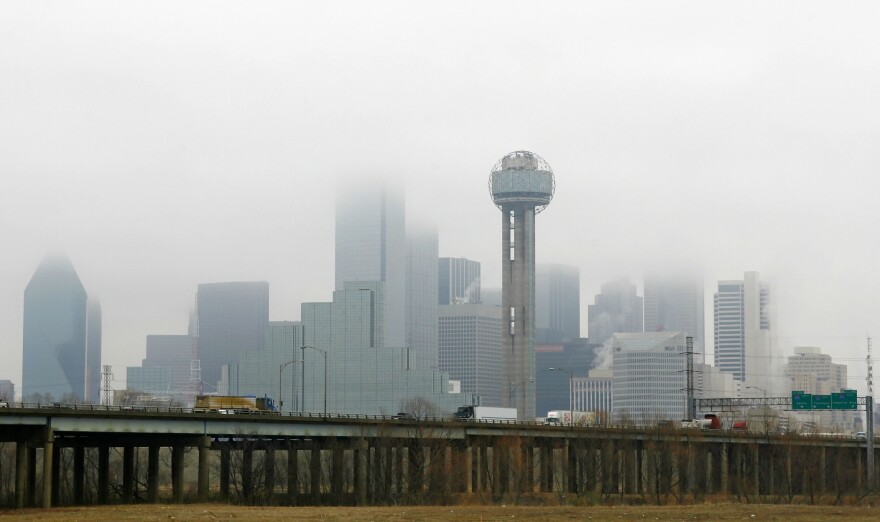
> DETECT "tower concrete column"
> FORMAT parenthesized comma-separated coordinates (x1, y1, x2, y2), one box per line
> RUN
(491, 152, 554, 420)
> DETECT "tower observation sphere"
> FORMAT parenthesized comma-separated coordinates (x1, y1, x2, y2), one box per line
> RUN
(488, 150, 555, 420)
(489, 151, 555, 213)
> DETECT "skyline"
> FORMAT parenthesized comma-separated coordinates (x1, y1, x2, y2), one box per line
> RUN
(2, 2, 878, 395)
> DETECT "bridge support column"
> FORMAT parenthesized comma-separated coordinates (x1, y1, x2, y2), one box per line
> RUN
(172, 445, 185, 503)
(265, 448, 275, 503)
(562, 439, 571, 493)
(356, 440, 368, 505)
(464, 445, 473, 493)
(27, 448, 37, 507)
(123, 446, 135, 503)
(41, 428, 54, 509)
(287, 445, 298, 505)
(625, 445, 637, 494)
(752, 446, 760, 496)
(720, 443, 729, 495)
(786, 446, 792, 497)
(73, 446, 85, 504)
(148, 446, 160, 502)
(50, 444, 60, 506)
(819, 446, 826, 495)
(198, 437, 211, 502)
(97, 445, 109, 504)
(331, 445, 344, 501)
(857, 446, 863, 492)
(15, 441, 26, 509)
(705, 448, 713, 494)
(242, 448, 254, 501)
(310, 442, 321, 505)
(220, 447, 230, 501)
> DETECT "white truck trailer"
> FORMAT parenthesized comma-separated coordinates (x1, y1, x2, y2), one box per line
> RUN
(453, 405, 518, 421)
(545, 410, 596, 426)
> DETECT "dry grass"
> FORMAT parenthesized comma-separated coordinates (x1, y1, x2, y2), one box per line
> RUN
(2, 503, 879, 521)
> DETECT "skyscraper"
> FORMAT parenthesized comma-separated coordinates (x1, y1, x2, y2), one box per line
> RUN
(643, 272, 704, 360)
(406, 220, 439, 369)
(587, 278, 643, 348)
(85, 299, 102, 403)
(335, 182, 406, 348)
(438, 303, 502, 406)
(489, 151, 555, 420)
(438, 257, 481, 305)
(196, 282, 270, 390)
(713, 271, 771, 389)
(535, 263, 580, 344)
(22, 255, 97, 401)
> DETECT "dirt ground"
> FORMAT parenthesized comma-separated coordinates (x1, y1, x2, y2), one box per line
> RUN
(1, 503, 879, 521)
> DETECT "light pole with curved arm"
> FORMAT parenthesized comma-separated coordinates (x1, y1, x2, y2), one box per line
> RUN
(301, 345, 328, 416)
(279, 359, 300, 413)
(549, 367, 574, 426)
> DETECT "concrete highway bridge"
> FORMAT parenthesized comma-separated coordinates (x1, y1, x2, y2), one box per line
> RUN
(1, 403, 877, 507)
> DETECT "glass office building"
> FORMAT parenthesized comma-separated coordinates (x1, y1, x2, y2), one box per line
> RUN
(22, 255, 95, 402)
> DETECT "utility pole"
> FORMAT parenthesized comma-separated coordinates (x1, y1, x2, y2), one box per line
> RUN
(101, 365, 113, 406)
(685, 336, 696, 420)
(867, 336, 875, 493)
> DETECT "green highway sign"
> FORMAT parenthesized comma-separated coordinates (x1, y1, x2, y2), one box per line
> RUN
(812, 394, 832, 410)
(831, 389, 858, 410)
(791, 391, 812, 410)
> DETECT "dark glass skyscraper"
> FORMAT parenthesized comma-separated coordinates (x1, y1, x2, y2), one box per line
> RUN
(196, 282, 270, 390)
(23, 255, 96, 401)
(535, 264, 580, 344)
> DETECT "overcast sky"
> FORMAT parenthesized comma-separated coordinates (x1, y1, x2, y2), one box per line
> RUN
(2, 1, 879, 395)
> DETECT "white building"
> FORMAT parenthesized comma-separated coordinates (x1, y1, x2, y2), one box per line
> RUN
(611, 331, 686, 424)
(713, 271, 776, 393)
(572, 368, 613, 420)
(784, 346, 850, 430)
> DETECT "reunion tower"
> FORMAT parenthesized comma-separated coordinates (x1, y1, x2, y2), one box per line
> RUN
(489, 151, 555, 420)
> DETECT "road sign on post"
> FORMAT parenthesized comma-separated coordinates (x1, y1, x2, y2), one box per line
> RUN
(792, 391, 812, 410)
(831, 389, 858, 410)
(812, 394, 832, 410)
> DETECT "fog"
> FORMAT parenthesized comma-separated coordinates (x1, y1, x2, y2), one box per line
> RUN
(2, 2, 878, 394)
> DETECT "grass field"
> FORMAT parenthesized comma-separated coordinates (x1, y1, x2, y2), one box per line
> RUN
(2, 503, 879, 521)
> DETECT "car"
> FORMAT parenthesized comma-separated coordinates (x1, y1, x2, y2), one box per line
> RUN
(392, 412, 417, 420)
(856, 431, 867, 439)
(0, 401, 8, 408)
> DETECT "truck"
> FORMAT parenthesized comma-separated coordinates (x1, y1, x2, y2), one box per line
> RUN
(453, 405, 518, 421)
(680, 414, 722, 430)
(193, 395, 277, 414)
(545, 410, 596, 426)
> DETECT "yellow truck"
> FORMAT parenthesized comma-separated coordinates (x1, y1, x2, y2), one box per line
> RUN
(193, 395, 277, 414)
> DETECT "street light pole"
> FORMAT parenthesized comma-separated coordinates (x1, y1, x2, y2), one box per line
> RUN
(746, 385, 769, 432)
(279, 360, 298, 413)
(550, 367, 574, 426)
(301, 346, 328, 416)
